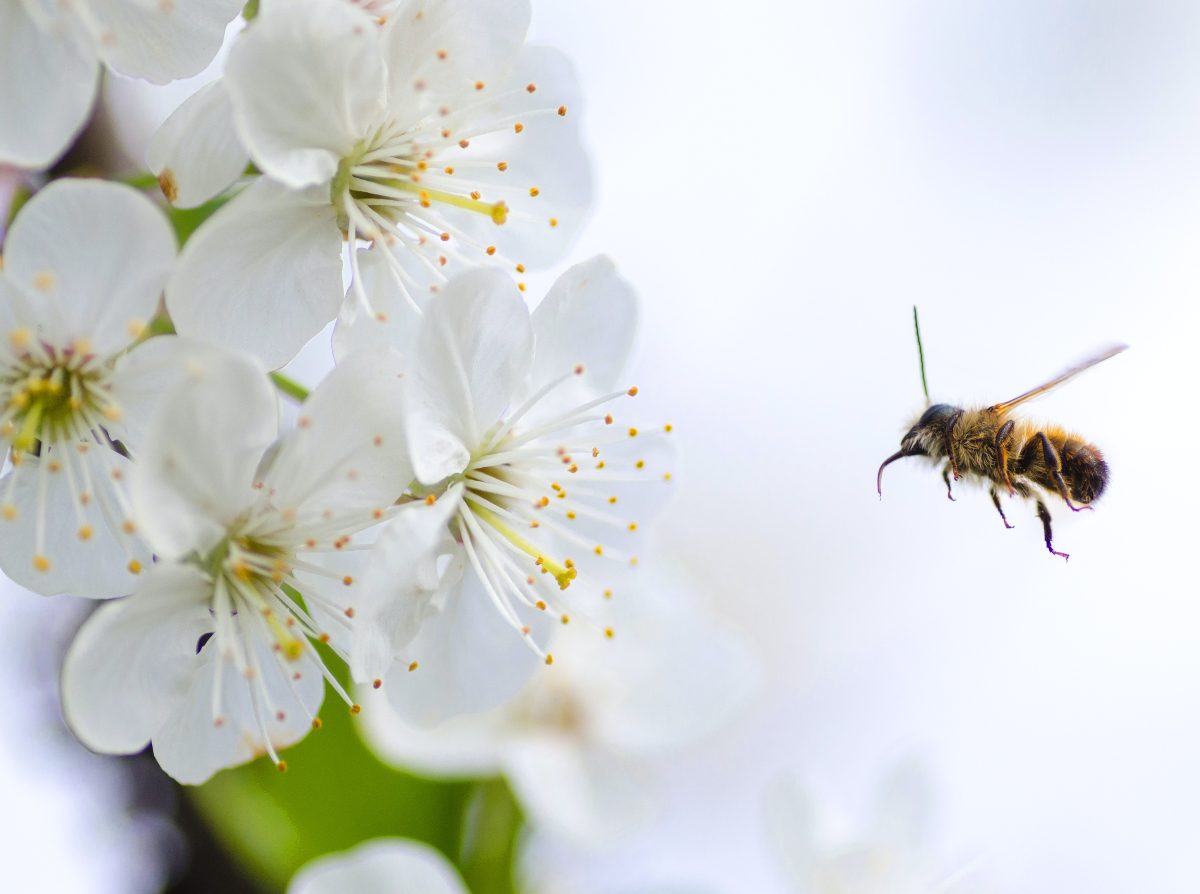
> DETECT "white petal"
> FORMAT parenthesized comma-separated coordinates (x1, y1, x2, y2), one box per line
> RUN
(89, 0, 243, 83)
(762, 772, 819, 886)
(0, 275, 62, 363)
(350, 494, 459, 683)
(288, 839, 468, 894)
(504, 737, 657, 846)
(332, 246, 433, 363)
(224, 0, 385, 188)
(148, 80, 248, 208)
(407, 268, 532, 484)
(4, 179, 176, 356)
(381, 0, 531, 115)
(380, 558, 542, 724)
(530, 255, 638, 399)
(0, 450, 149, 598)
(167, 178, 342, 369)
(264, 347, 410, 516)
(440, 46, 592, 268)
(588, 594, 758, 755)
(130, 349, 276, 559)
(60, 564, 212, 755)
(107, 335, 236, 456)
(871, 758, 935, 854)
(358, 685, 506, 777)
(152, 632, 325, 784)
(0, 3, 98, 169)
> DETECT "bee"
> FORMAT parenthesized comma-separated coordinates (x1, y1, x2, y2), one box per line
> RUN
(876, 308, 1126, 560)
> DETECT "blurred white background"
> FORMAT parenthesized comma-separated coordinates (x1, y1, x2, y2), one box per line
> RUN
(7, 0, 1200, 891)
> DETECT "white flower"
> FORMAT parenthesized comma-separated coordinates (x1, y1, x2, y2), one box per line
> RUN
(162, 0, 591, 368)
(764, 760, 991, 894)
(0, 0, 243, 169)
(352, 256, 674, 724)
(287, 838, 468, 894)
(0, 178, 195, 597)
(60, 347, 409, 783)
(362, 582, 755, 847)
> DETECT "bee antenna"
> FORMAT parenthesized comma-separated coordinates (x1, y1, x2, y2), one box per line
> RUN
(913, 305, 930, 405)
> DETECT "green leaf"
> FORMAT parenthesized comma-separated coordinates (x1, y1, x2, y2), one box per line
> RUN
(188, 682, 477, 891)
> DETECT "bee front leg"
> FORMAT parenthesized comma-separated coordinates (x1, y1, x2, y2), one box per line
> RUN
(1035, 499, 1069, 561)
(941, 463, 955, 501)
(989, 486, 1014, 529)
(944, 410, 964, 479)
(1034, 432, 1083, 512)
(994, 420, 1016, 496)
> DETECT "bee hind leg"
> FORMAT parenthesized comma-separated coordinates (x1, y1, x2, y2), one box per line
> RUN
(944, 410, 965, 480)
(989, 486, 1014, 529)
(941, 463, 956, 501)
(1033, 432, 1086, 512)
(1035, 499, 1069, 561)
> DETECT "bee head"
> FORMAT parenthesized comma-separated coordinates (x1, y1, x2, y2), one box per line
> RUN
(878, 403, 960, 497)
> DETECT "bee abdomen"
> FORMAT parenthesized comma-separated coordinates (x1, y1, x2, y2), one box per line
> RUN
(1061, 440, 1109, 504)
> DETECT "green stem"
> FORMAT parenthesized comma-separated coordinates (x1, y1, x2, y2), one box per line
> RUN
(458, 779, 523, 894)
(270, 372, 310, 403)
(119, 172, 161, 192)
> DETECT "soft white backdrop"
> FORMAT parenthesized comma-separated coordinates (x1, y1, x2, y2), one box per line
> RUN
(5, 1, 1200, 891)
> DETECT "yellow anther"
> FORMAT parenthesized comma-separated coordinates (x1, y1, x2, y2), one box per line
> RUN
(496, 161, 508, 172)
(72, 338, 92, 355)
(127, 319, 146, 339)
(312, 718, 323, 730)
(128, 560, 142, 575)
(277, 761, 288, 773)
(603, 588, 613, 599)
(8, 328, 30, 351)
(561, 614, 570, 625)
(628, 522, 638, 532)
(349, 704, 362, 715)
(529, 187, 539, 197)
(0, 505, 14, 521)
(549, 217, 559, 227)
(544, 654, 554, 666)
(33, 271, 55, 291)
(514, 122, 525, 133)
(605, 627, 615, 639)
(557, 105, 567, 116)
(593, 545, 603, 556)
(608, 496, 618, 504)
(233, 561, 252, 581)
(408, 661, 419, 672)
(664, 423, 674, 433)
(32, 554, 50, 573)
(103, 404, 123, 422)
(628, 427, 638, 437)
(77, 525, 94, 541)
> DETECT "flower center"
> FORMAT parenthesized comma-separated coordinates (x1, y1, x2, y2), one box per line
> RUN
(0, 335, 116, 454)
(423, 368, 673, 661)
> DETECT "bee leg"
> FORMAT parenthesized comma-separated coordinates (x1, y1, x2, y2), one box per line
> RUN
(941, 464, 956, 501)
(1034, 432, 1083, 512)
(1035, 499, 1069, 561)
(989, 486, 1014, 529)
(994, 420, 1016, 496)
(944, 410, 965, 479)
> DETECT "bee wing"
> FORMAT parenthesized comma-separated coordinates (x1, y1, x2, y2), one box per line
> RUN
(989, 343, 1128, 413)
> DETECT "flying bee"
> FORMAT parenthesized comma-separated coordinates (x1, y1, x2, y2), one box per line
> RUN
(876, 308, 1126, 560)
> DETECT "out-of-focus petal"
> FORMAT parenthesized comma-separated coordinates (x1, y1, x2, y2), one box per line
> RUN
(504, 737, 657, 847)
(4, 179, 175, 357)
(148, 80, 248, 208)
(166, 178, 342, 369)
(288, 839, 468, 894)
(332, 247, 434, 363)
(0, 3, 97, 168)
(89, 0, 244, 84)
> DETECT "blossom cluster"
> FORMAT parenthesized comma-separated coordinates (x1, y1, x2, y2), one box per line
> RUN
(0, 0, 754, 866)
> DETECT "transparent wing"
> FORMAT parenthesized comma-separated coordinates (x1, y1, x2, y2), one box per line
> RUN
(989, 343, 1128, 413)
